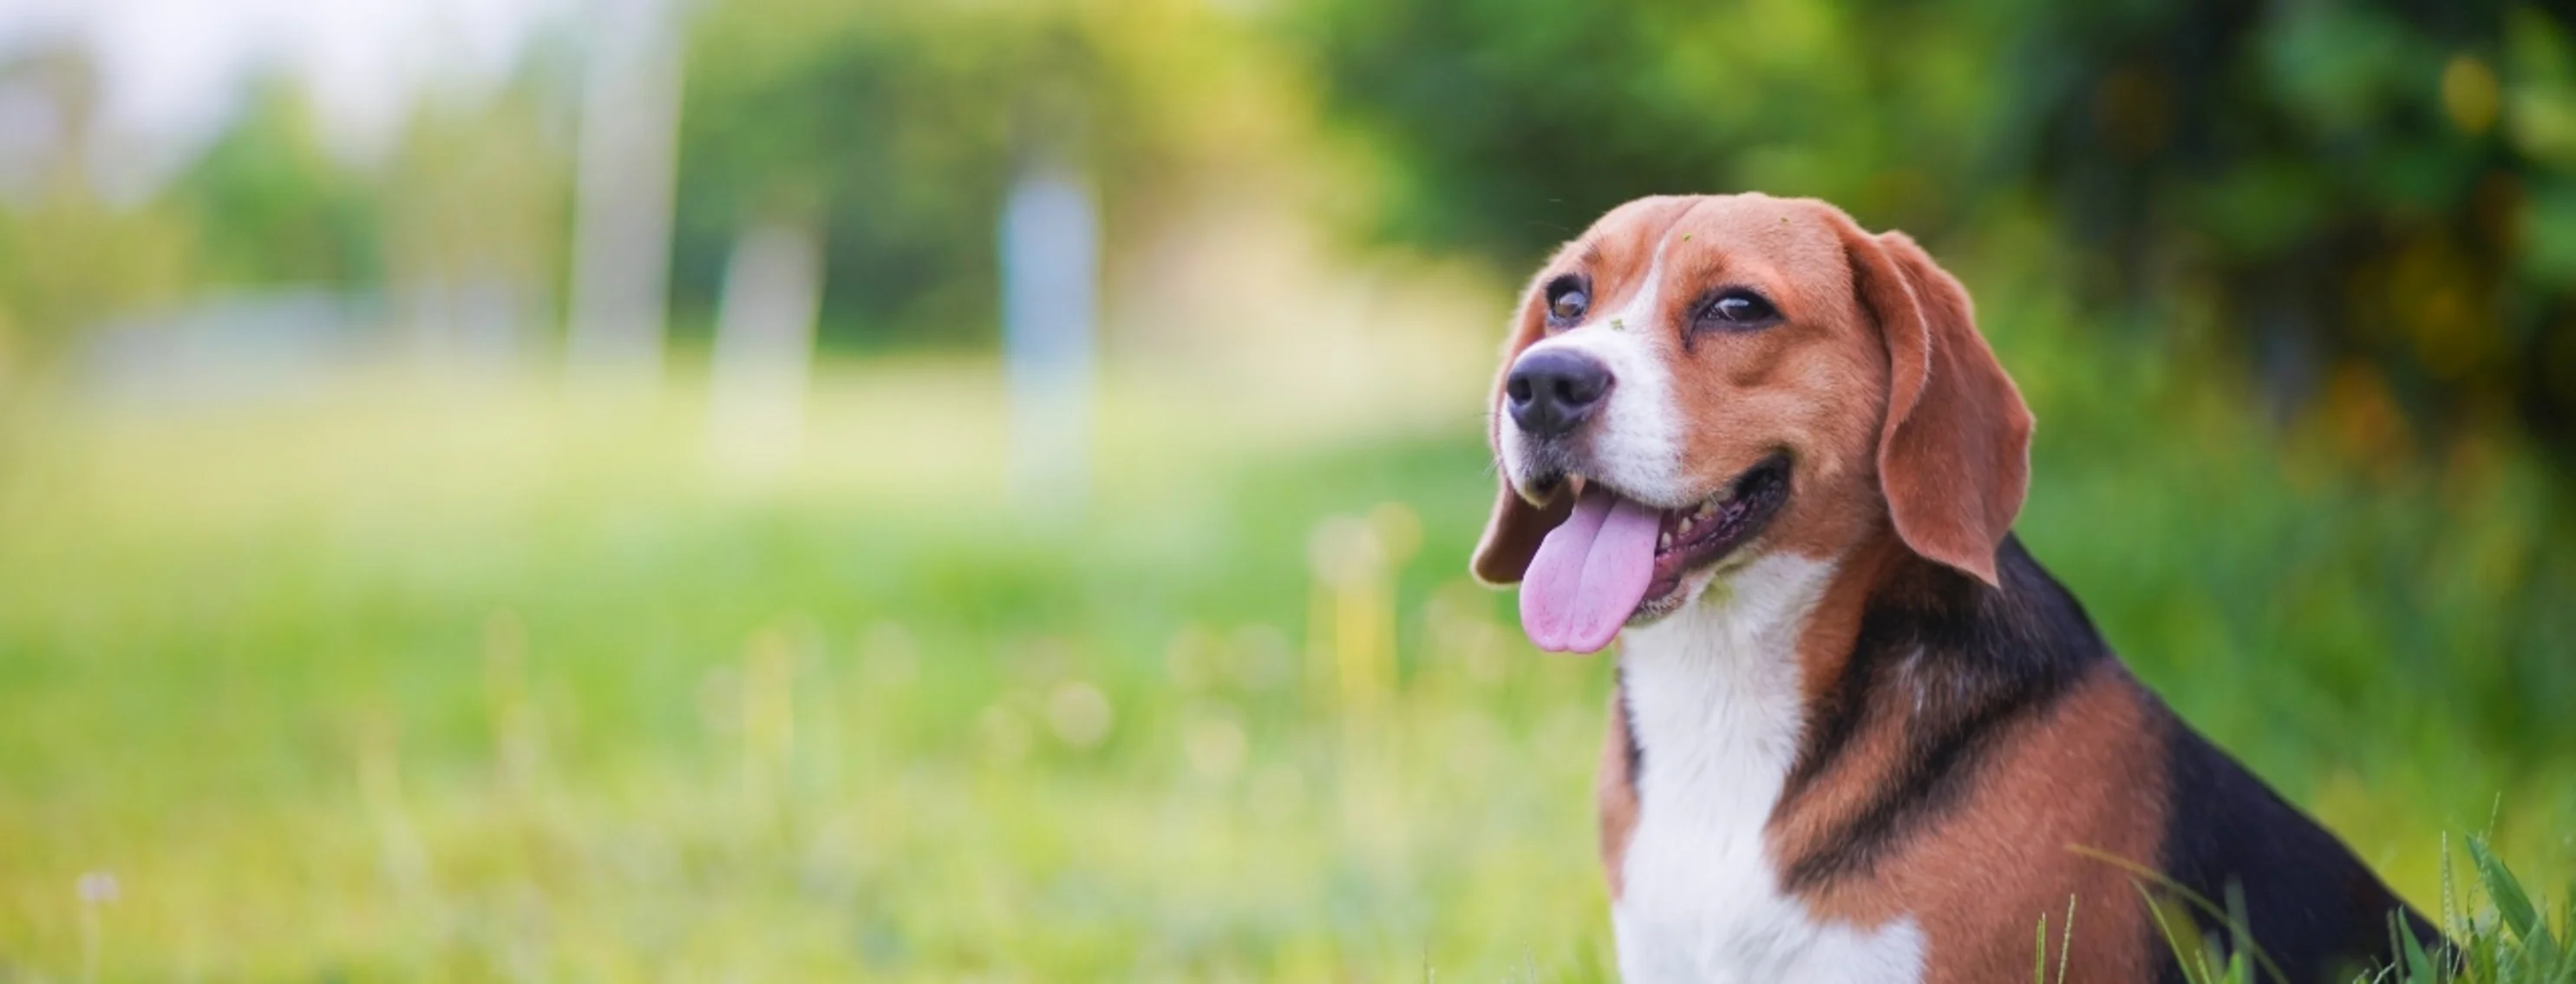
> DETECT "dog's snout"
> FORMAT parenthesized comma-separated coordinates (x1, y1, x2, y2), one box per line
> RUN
(1506, 349, 1613, 438)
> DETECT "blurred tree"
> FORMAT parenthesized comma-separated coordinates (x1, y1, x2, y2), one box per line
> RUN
(379, 79, 573, 361)
(2006, 1, 2576, 446)
(676, 0, 1082, 347)
(672, 0, 1263, 349)
(167, 76, 384, 290)
(0, 46, 194, 357)
(1296, 0, 2576, 462)
(1293, 0, 2006, 265)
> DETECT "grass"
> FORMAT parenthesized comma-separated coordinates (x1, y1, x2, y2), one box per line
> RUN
(2132, 834, 2575, 984)
(0, 364, 1623, 981)
(0, 326, 2571, 980)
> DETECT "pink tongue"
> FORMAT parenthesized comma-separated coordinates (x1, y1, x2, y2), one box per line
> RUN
(1519, 485, 1663, 653)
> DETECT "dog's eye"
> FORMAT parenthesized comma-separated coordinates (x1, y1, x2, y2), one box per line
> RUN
(1551, 292, 1588, 321)
(1699, 289, 1779, 329)
(1545, 277, 1589, 325)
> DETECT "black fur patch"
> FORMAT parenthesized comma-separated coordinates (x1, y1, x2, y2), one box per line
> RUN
(1780, 535, 2109, 890)
(2150, 718, 2443, 982)
(1754, 533, 2437, 978)
(1618, 660, 1643, 784)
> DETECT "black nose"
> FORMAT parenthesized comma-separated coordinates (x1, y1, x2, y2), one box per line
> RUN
(1506, 349, 1613, 437)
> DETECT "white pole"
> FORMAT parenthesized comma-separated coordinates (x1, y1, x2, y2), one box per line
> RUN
(999, 161, 1099, 508)
(707, 222, 823, 478)
(565, 0, 683, 384)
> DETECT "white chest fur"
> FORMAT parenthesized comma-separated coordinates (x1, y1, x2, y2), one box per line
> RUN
(1612, 553, 1925, 984)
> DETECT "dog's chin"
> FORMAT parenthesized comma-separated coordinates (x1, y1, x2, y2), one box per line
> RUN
(1625, 538, 1769, 626)
(1617, 453, 1794, 626)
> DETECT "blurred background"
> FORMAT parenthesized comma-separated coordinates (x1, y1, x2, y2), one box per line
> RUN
(1, 0, 2572, 978)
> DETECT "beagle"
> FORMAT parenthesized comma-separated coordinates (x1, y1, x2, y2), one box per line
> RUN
(1470, 194, 2440, 983)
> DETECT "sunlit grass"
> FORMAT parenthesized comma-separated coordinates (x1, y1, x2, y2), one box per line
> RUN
(0, 363, 1620, 980)
(0, 351, 2568, 980)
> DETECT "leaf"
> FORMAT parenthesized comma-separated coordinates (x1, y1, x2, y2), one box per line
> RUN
(2469, 835, 2563, 970)
(2036, 911, 2049, 984)
(2395, 910, 2437, 984)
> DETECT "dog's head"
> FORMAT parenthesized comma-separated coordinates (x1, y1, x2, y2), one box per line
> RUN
(1473, 194, 2033, 653)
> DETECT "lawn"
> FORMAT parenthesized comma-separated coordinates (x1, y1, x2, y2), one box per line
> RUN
(0, 349, 2567, 980)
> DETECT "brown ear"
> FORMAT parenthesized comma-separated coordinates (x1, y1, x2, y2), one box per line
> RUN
(1472, 482, 1572, 585)
(1469, 268, 1569, 585)
(1843, 226, 2034, 587)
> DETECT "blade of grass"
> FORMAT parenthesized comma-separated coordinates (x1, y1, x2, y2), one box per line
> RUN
(2035, 910, 2049, 984)
(2141, 882, 2211, 984)
(2059, 894, 2078, 984)
(2395, 909, 2438, 984)
(2076, 845, 2291, 984)
(2469, 835, 2562, 969)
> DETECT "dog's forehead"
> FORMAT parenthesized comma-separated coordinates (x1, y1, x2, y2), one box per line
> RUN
(1568, 194, 1845, 280)
(1562, 196, 1697, 271)
(1670, 195, 1840, 253)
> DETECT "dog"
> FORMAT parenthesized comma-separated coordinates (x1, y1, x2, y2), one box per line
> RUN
(1469, 194, 2440, 982)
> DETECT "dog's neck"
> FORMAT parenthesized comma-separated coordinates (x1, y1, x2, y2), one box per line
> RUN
(1619, 534, 2095, 817)
(1612, 548, 1932, 980)
(1616, 533, 2112, 889)
(1618, 550, 1838, 818)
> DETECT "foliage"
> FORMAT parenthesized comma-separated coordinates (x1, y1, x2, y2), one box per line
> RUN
(672, 0, 1273, 348)
(675, 0, 1049, 346)
(2006, 1, 2576, 466)
(167, 77, 385, 290)
(0, 50, 197, 356)
(1296, 0, 2576, 460)
(1294, 0, 2002, 258)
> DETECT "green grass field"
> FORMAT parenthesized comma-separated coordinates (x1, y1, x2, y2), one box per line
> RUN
(1, 345, 2569, 980)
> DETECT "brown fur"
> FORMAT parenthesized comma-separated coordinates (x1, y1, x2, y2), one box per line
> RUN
(1472, 195, 2025, 588)
(1599, 685, 1641, 902)
(1775, 657, 2169, 981)
(1487, 193, 2423, 982)
(1474, 197, 1700, 583)
(1498, 194, 2123, 975)
(1842, 224, 2035, 587)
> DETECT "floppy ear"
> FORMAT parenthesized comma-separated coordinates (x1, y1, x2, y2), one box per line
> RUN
(1472, 482, 1572, 585)
(1843, 226, 2034, 587)
(1470, 279, 1569, 586)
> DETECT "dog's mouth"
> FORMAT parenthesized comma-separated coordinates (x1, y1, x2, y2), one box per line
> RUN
(1518, 454, 1792, 653)
(1638, 454, 1793, 613)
